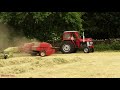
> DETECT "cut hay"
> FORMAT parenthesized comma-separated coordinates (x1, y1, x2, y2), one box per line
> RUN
(0, 53, 4, 59)
(0, 54, 82, 75)
(4, 47, 20, 53)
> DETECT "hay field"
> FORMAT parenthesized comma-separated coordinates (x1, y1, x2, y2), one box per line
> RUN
(0, 51, 120, 78)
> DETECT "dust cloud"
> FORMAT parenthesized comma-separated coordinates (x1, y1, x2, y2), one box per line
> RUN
(0, 23, 38, 51)
(0, 24, 10, 51)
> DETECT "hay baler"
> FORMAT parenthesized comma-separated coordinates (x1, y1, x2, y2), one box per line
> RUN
(19, 42, 55, 57)
(31, 42, 55, 57)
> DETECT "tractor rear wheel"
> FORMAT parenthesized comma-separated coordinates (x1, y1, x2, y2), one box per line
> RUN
(83, 47, 90, 53)
(60, 41, 75, 54)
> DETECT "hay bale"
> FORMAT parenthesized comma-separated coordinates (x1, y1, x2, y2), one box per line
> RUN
(0, 47, 19, 59)
(0, 53, 4, 59)
(4, 47, 19, 53)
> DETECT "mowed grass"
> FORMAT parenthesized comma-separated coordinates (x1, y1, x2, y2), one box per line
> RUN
(0, 51, 120, 78)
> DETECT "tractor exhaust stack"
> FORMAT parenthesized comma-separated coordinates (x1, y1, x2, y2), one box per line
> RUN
(83, 32, 85, 42)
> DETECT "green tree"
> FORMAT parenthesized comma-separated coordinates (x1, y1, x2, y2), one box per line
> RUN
(0, 12, 83, 41)
(82, 12, 120, 39)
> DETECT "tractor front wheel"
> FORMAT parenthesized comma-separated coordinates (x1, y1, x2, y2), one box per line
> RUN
(83, 47, 90, 53)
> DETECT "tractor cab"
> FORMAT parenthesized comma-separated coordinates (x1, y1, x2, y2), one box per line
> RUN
(62, 31, 80, 41)
(60, 31, 94, 53)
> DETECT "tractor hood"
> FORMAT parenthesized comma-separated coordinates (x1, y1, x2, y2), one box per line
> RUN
(79, 38, 93, 42)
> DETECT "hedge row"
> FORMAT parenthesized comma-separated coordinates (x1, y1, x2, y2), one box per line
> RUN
(94, 41, 120, 51)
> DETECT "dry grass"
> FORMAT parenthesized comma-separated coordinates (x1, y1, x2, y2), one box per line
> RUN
(0, 51, 120, 78)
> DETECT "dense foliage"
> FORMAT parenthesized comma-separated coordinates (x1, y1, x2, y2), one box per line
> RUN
(0, 12, 120, 41)
(0, 12, 83, 41)
(82, 12, 120, 39)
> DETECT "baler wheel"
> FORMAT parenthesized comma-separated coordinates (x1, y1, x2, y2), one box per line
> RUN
(40, 51, 46, 57)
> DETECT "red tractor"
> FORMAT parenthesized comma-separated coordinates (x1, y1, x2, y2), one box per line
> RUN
(60, 31, 94, 53)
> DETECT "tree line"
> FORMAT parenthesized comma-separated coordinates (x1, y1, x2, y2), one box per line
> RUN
(0, 12, 120, 41)
(82, 12, 120, 39)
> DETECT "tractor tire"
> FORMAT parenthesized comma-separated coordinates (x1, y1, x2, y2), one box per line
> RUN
(40, 51, 46, 57)
(83, 47, 90, 53)
(60, 41, 75, 54)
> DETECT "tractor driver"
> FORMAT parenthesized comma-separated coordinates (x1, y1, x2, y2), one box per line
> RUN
(71, 35, 74, 40)
(71, 34, 76, 40)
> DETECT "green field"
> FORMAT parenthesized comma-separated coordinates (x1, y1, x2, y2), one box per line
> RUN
(0, 51, 120, 78)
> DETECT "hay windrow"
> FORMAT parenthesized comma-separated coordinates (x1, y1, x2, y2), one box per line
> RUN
(0, 55, 82, 68)
(0, 57, 37, 67)
(0, 54, 4, 59)
(0, 55, 82, 75)
(53, 58, 68, 64)
(1, 52, 120, 78)
(4, 47, 20, 53)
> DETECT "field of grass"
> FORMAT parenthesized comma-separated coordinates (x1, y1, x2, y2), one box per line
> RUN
(0, 51, 120, 78)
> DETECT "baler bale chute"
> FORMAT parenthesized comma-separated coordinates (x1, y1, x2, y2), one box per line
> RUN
(0, 47, 19, 59)
(19, 42, 34, 53)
